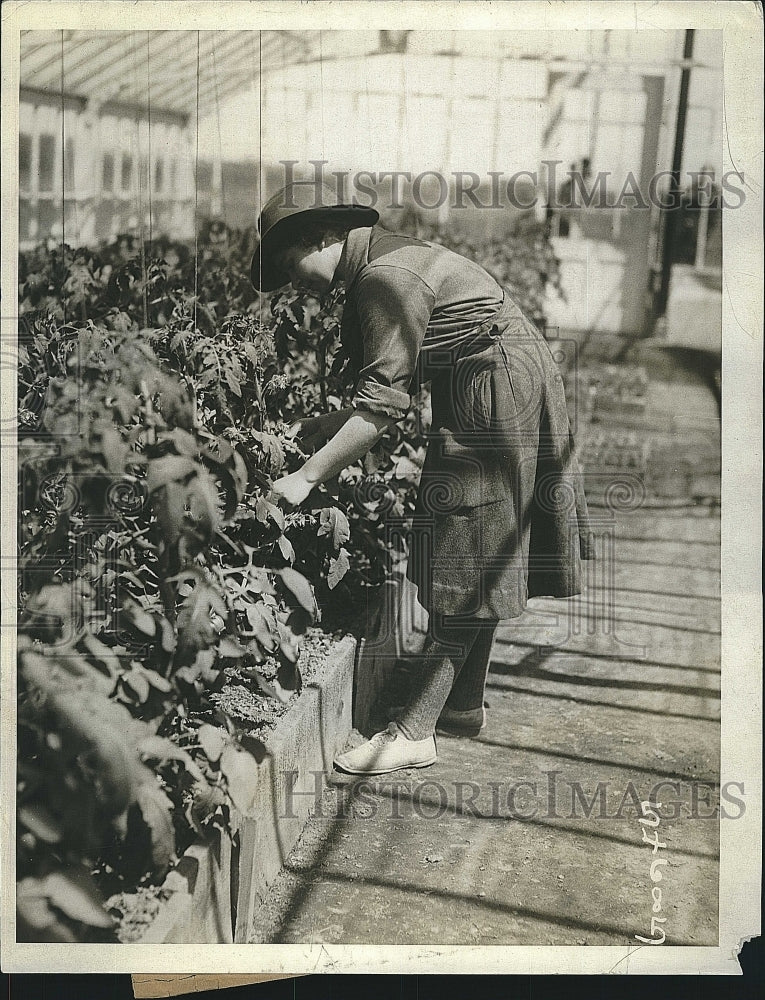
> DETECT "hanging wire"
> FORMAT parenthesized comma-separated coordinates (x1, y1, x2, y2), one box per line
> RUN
(280, 31, 289, 172)
(59, 30, 67, 324)
(146, 30, 153, 248)
(211, 33, 226, 222)
(134, 31, 148, 328)
(317, 30, 325, 165)
(194, 30, 200, 340)
(258, 30, 263, 322)
(362, 34, 373, 183)
(400, 32, 412, 200)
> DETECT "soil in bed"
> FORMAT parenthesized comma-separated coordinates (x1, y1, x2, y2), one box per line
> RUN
(104, 627, 352, 942)
(212, 626, 350, 734)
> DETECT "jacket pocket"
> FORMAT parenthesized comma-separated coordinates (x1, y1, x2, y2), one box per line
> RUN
(421, 425, 509, 510)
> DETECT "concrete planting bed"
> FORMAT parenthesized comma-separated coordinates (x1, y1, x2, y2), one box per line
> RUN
(132, 634, 356, 944)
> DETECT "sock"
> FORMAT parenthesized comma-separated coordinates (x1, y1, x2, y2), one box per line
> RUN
(445, 621, 497, 712)
(394, 617, 482, 740)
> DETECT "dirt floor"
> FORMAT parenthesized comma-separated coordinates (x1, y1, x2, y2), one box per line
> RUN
(248, 344, 721, 947)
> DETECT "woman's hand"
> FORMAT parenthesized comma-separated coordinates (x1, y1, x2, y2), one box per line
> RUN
(273, 409, 394, 508)
(270, 470, 314, 509)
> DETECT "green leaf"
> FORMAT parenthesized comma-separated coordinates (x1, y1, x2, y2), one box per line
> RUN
(122, 668, 151, 703)
(134, 781, 175, 872)
(142, 667, 172, 693)
(184, 468, 221, 552)
(16, 879, 73, 938)
(244, 601, 278, 653)
(81, 631, 122, 678)
(198, 724, 226, 764)
(278, 568, 316, 615)
(152, 480, 189, 548)
(38, 648, 115, 697)
(124, 600, 157, 638)
(394, 455, 422, 482)
(169, 428, 200, 456)
(45, 689, 135, 815)
(176, 581, 227, 657)
(232, 451, 249, 497)
(241, 567, 274, 597)
(255, 496, 284, 530)
(187, 782, 225, 833)
(99, 426, 128, 475)
(318, 507, 351, 548)
(175, 647, 218, 685)
(23, 583, 78, 642)
(218, 636, 246, 659)
(251, 431, 284, 475)
(277, 621, 301, 665)
(157, 616, 176, 654)
(223, 365, 242, 397)
(146, 455, 197, 493)
(43, 868, 114, 929)
(138, 735, 205, 782)
(327, 547, 351, 590)
(363, 449, 383, 475)
(278, 535, 295, 564)
(220, 745, 259, 815)
(18, 803, 62, 844)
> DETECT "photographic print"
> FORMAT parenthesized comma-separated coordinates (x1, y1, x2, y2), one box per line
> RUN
(1, 0, 761, 977)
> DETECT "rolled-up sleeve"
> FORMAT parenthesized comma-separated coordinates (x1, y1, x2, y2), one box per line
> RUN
(351, 265, 436, 421)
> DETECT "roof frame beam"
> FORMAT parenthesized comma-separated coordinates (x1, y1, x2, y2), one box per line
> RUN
(102, 31, 249, 110)
(60, 32, 189, 100)
(146, 34, 261, 109)
(165, 31, 256, 81)
(195, 65, 263, 119)
(20, 31, 130, 82)
(20, 29, 318, 116)
(151, 33, 315, 115)
(260, 30, 314, 59)
(24, 31, 191, 103)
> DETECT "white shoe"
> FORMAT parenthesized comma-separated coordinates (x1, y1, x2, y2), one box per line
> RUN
(334, 723, 437, 775)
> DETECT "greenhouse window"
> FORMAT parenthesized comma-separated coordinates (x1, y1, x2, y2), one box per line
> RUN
(121, 154, 133, 192)
(102, 153, 115, 193)
(19, 133, 32, 192)
(64, 137, 76, 192)
(38, 133, 56, 193)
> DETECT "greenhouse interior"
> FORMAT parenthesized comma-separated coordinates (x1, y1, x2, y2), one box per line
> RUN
(14, 27, 726, 953)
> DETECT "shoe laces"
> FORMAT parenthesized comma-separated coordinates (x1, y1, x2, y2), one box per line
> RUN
(369, 722, 399, 746)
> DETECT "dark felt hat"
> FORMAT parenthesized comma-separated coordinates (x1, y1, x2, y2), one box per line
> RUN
(250, 181, 379, 291)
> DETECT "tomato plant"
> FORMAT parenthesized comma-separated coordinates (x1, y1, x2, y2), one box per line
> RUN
(16, 215, 559, 940)
(17, 230, 348, 942)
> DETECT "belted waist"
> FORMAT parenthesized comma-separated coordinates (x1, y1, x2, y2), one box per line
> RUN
(472, 291, 523, 340)
(417, 292, 527, 383)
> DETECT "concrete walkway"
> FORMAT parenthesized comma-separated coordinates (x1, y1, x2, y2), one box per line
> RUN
(249, 349, 721, 947)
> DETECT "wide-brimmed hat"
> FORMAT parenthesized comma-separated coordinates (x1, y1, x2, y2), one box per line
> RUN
(250, 181, 379, 291)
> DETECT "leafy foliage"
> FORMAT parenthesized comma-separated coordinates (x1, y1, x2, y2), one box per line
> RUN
(17, 215, 559, 940)
(17, 229, 349, 942)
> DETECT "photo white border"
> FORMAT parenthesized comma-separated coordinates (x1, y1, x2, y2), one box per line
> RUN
(1, 0, 762, 976)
